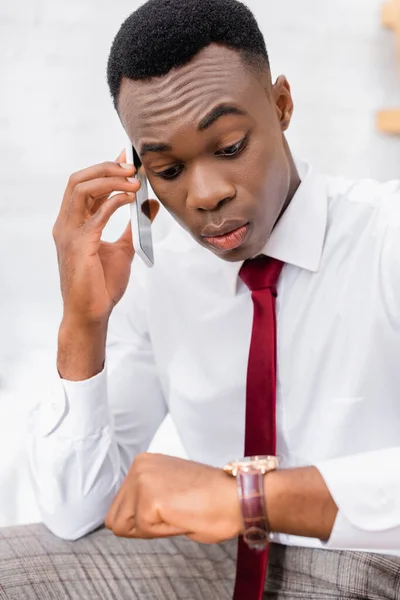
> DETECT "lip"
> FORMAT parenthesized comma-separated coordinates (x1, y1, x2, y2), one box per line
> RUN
(203, 222, 250, 252)
(201, 219, 249, 238)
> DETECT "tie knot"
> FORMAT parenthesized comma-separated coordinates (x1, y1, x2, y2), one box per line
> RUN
(239, 256, 283, 292)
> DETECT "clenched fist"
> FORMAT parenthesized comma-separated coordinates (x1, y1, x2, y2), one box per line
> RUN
(105, 453, 243, 544)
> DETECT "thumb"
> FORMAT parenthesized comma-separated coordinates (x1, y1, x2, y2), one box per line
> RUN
(117, 221, 134, 255)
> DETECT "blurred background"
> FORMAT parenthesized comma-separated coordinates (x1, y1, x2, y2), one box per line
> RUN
(0, 0, 399, 527)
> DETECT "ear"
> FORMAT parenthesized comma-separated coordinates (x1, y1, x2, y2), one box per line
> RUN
(272, 76, 294, 132)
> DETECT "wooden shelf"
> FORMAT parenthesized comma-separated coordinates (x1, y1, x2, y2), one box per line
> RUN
(382, 1, 398, 28)
(377, 109, 400, 134)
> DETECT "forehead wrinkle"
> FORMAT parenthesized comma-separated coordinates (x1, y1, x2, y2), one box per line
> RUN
(157, 63, 239, 96)
(123, 47, 251, 110)
(132, 73, 251, 136)
(121, 46, 260, 142)
(146, 73, 235, 109)
(132, 69, 243, 123)
(157, 46, 245, 87)
(136, 91, 246, 144)
(138, 80, 236, 124)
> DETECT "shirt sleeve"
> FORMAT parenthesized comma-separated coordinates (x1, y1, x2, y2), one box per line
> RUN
(316, 194, 400, 551)
(316, 447, 400, 550)
(27, 257, 168, 540)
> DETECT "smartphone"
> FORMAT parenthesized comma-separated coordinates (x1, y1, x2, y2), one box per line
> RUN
(125, 139, 154, 267)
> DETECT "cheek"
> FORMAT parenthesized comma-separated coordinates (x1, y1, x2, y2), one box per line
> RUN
(264, 151, 291, 206)
(249, 137, 288, 201)
(149, 181, 195, 234)
(149, 179, 186, 217)
(239, 145, 273, 201)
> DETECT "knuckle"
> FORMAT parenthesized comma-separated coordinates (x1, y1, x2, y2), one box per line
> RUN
(102, 161, 119, 174)
(68, 172, 79, 188)
(109, 508, 133, 537)
(123, 191, 136, 201)
(110, 519, 125, 537)
(137, 452, 152, 462)
(134, 452, 151, 471)
(72, 181, 86, 197)
(135, 512, 150, 535)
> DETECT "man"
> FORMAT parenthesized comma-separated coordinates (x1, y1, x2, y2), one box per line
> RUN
(26, 0, 400, 598)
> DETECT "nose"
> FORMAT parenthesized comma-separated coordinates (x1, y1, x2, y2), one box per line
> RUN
(186, 164, 236, 211)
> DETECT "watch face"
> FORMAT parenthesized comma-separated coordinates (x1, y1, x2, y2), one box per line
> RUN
(223, 455, 278, 477)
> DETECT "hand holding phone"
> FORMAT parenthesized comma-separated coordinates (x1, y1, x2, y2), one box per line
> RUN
(126, 140, 154, 267)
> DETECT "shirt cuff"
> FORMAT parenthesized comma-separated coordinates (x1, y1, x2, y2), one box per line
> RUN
(35, 366, 110, 439)
(315, 448, 400, 547)
(324, 510, 400, 551)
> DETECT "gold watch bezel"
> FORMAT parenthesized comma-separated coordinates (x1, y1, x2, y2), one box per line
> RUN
(223, 455, 278, 477)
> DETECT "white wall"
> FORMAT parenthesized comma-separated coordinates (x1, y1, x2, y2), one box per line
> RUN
(0, 0, 398, 526)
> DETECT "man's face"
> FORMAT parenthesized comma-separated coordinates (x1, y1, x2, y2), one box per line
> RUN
(118, 44, 295, 262)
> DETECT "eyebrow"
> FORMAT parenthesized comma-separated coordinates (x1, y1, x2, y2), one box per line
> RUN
(139, 104, 247, 156)
(198, 104, 247, 131)
(140, 142, 172, 156)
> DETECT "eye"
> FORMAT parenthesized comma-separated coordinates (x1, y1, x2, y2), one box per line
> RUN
(155, 165, 183, 180)
(216, 137, 247, 158)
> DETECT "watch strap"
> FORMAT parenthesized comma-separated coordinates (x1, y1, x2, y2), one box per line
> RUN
(237, 469, 269, 551)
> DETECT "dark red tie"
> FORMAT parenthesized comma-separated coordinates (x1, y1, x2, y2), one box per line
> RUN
(233, 256, 283, 600)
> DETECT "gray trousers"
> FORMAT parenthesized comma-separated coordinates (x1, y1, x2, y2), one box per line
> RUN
(0, 524, 399, 599)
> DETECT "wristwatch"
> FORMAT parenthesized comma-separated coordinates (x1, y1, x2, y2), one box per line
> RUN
(223, 455, 278, 551)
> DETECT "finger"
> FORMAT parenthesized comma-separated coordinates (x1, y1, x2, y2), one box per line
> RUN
(115, 148, 127, 163)
(111, 221, 134, 262)
(90, 188, 134, 218)
(116, 221, 133, 248)
(90, 170, 141, 216)
(104, 488, 125, 531)
(125, 522, 185, 539)
(65, 177, 140, 226)
(107, 514, 136, 538)
(60, 162, 136, 220)
(85, 191, 136, 234)
(185, 531, 218, 544)
(105, 483, 138, 538)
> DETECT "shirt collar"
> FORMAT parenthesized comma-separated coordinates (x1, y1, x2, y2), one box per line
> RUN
(222, 160, 328, 294)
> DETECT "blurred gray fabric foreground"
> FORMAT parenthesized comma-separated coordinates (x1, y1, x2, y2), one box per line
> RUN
(0, 525, 400, 599)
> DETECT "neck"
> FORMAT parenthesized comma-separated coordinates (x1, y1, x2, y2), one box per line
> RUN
(277, 141, 301, 224)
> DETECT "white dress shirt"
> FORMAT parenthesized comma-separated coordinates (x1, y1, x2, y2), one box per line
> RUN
(29, 161, 400, 553)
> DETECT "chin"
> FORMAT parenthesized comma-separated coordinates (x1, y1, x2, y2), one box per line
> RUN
(210, 241, 261, 263)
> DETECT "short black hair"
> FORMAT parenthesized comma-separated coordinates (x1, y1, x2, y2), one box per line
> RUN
(107, 0, 270, 108)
